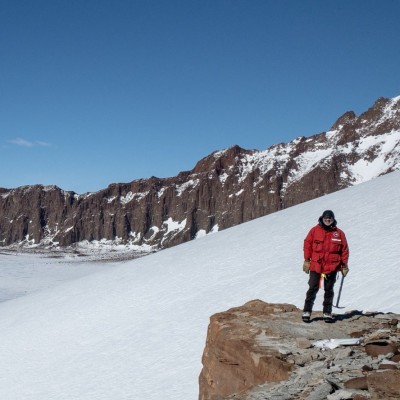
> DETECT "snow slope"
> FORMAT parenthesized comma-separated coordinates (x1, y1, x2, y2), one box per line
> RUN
(0, 170, 399, 399)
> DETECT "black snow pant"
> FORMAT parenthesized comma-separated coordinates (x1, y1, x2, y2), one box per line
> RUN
(303, 271, 337, 314)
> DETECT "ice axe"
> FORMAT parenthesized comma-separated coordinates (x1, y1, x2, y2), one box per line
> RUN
(333, 275, 345, 309)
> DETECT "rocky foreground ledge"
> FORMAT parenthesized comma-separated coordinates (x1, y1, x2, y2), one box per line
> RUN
(199, 300, 400, 400)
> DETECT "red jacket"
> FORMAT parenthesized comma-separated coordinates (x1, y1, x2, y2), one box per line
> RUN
(304, 223, 349, 274)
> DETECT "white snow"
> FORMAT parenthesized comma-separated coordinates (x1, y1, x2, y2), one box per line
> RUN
(120, 191, 134, 204)
(195, 229, 207, 238)
(74, 238, 154, 255)
(210, 224, 219, 233)
(175, 179, 200, 196)
(163, 217, 187, 234)
(382, 96, 400, 120)
(235, 188, 244, 196)
(219, 172, 229, 184)
(157, 187, 166, 198)
(313, 338, 361, 350)
(348, 131, 400, 183)
(292, 147, 333, 182)
(0, 253, 112, 303)
(0, 170, 400, 399)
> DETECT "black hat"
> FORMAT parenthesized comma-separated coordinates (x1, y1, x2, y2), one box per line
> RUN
(322, 210, 335, 219)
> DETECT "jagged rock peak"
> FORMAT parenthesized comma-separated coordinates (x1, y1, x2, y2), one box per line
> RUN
(330, 96, 400, 133)
(192, 145, 254, 174)
(1, 184, 74, 197)
(357, 95, 400, 134)
(330, 110, 357, 131)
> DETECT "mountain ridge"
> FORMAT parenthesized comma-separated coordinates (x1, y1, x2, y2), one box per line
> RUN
(1, 95, 399, 250)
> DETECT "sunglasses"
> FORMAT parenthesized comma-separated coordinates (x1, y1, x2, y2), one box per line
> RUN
(323, 216, 333, 220)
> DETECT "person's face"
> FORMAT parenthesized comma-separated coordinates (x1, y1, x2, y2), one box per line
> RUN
(323, 216, 333, 225)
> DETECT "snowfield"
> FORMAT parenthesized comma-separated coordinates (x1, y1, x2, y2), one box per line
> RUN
(0, 170, 399, 399)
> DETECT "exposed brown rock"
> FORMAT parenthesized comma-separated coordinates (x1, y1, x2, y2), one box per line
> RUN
(378, 361, 398, 370)
(352, 395, 369, 400)
(198, 300, 400, 400)
(330, 110, 357, 131)
(364, 342, 397, 358)
(344, 376, 368, 390)
(390, 354, 400, 363)
(362, 364, 374, 372)
(367, 370, 400, 399)
(198, 301, 295, 400)
(296, 337, 312, 349)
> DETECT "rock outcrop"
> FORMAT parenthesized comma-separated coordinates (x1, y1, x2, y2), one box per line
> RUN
(1, 96, 400, 251)
(199, 300, 400, 400)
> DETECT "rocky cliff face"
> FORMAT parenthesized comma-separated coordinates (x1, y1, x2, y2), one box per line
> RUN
(1, 96, 400, 251)
(199, 300, 400, 400)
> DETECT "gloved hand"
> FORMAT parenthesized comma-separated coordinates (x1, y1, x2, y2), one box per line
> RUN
(303, 260, 310, 274)
(341, 264, 349, 277)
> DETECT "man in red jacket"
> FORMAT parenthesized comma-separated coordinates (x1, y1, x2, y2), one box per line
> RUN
(302, 210, 349, 322)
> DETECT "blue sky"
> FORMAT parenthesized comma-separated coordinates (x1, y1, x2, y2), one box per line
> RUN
(1, 0, 399, 194)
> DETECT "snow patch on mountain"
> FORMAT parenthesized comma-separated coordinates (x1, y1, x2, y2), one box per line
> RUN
(176, 179, 200, 196)
(163, 217, 187, 234)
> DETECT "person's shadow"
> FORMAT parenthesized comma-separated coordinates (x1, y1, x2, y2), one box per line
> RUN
(309, 310, 365, 324)
(334, 310, 383, 322)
